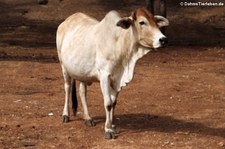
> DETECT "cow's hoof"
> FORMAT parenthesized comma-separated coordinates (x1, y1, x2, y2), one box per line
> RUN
(104, 132, 117, 139)
(112, 125, 119, 134)
(62, 115, 69, 123)
(85, 119, 96, 127)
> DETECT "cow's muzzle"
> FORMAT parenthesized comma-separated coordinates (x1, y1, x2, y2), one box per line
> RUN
(159, 37, 168, 46)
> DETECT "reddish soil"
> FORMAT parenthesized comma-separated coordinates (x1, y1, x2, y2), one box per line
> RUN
(0, 0, 225, 148)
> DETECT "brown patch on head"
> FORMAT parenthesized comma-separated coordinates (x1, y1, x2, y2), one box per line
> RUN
(133, 7, 157, 27)
(131, 7, 165, 48)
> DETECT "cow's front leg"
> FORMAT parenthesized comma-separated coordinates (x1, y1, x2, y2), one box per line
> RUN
(110, 89, 118, 134)
(100, 73, 116, 139)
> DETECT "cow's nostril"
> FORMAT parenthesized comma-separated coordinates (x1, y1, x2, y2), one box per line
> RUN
(159, 37, 168, 46)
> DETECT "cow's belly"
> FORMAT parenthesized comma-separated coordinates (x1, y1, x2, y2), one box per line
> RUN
(71, 73, 99, 82)
(68, 68, 99, 82)
(61, 52, 99, 82)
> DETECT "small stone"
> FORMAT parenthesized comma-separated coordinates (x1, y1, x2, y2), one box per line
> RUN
(48, 112, 54, 116)
(76, 111, 82, 115)
(218, 142, 224, 147)
(14, 99, 22, 103)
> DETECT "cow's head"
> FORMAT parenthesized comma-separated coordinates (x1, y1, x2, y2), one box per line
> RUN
(117, 7, 169, 49)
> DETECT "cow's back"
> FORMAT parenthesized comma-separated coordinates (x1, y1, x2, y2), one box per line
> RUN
(56, 12, 99, 52)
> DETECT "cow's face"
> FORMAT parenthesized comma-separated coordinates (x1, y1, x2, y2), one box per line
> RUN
(134, 8, 169, 49)
(117, 8, 169, 49)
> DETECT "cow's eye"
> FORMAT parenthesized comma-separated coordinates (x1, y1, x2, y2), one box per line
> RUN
(139, 21, 146, 26)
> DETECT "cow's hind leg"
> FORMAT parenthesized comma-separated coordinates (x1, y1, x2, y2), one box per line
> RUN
(62, 67, 71, 123)
(79, 82, 95, 127)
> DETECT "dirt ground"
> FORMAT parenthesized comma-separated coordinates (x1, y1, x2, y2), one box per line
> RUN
(0, 0, 225, 148)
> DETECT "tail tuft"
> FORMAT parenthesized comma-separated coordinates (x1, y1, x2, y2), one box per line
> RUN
(71, 79, 78, 115)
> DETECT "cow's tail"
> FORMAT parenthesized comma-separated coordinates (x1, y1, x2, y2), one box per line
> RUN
(71, 79, 78, 115)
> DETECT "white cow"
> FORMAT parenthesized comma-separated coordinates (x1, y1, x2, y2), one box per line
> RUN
(56, 7, 169, 139)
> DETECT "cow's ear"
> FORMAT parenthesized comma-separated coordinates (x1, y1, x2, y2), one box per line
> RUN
(154, 15, 169, 28)
(116, 18, 133, 29)
(131, 11, 136, 20)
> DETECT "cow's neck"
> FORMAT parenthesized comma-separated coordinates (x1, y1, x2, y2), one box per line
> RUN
(113, 27, 151, 91)
(118, 27, 150, 66)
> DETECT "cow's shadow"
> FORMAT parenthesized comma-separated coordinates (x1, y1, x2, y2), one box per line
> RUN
(93, 113, 225, 138)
